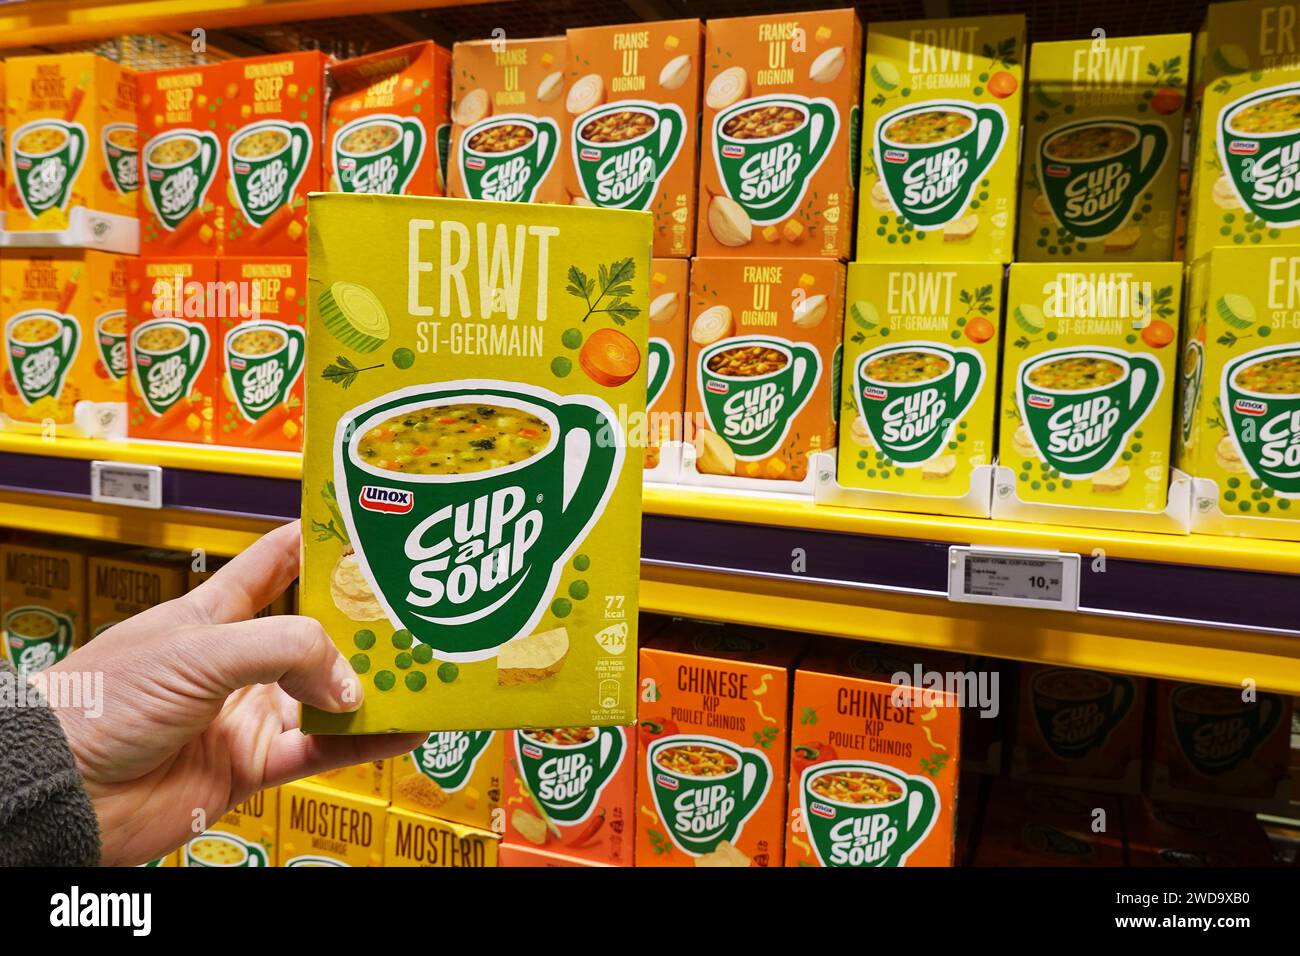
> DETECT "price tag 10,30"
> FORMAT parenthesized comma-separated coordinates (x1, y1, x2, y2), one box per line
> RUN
(91, 461, 163, 510)
(947, 546, 1080, 611)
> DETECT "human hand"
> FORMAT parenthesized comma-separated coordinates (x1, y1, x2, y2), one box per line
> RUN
(44, 521, 423, 866)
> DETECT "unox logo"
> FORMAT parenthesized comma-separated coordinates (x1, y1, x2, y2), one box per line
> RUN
(521, 742, 543, 760)
(580, 148, 600, 162)
(863, 385, 887, 401)
(1228, 140, 1259, 156)
(359, 485, 413, 514)
(884, 149, 908, 164)
(721, 144, 744, 159)
(1046, 163, 1070, 177)
(1027, 394, 1054, 409)
(809, 801, 836, 820)
(1234, 399, 1267, 416)
(466, 156, 486, 170)
(656, 773, 679, 791)
(705, 381, 728, 395)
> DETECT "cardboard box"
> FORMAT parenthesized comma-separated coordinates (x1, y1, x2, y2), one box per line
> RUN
(973, 778, 1125, 866)
(697, 9, 861, 259)
(1018, 34, 1190, 262)
(392, 731, 502, 830)
(383, 807, 499, 866)
(447, 37, 567, 204)
(636, 624, 801, 867)
(565, 20, 702, 257)
(277, 780, 386, 867)
(2, 251, 129, 438)
(499, 844, 613, 866)
(302, 194, 648, 732)
(125, 256, 220, 444)
(1011, 664, 1147, 793)
(215, 257, 307, 451)
(859, 14, 1025, 261)
(837, 262, 1002, 505)
(645, 257, 689, 473)
(1125, 796, 1277, 866)
(182, 787, 278, 867)
(138, 63, 228, 254)
(503, 725, 633, 865)
(682, 257, 843, 489)
(325, 42, 452, 197)
(310, 760, 394, 803)
(87, 548, 188, 643)
(0, 537, 89, 675)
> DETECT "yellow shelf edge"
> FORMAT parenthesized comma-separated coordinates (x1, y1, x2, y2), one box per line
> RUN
(0, 431, 302, 480)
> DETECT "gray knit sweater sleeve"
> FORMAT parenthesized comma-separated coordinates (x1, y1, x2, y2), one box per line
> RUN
(0, 661, 101, 866)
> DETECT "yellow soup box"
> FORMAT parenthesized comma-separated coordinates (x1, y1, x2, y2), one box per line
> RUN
(1, 537, 91, 675)
(1018, 34, 1191, 262)
(302, 194, 650, 734)
(182, 787, 279, 867)
(87, 548, 189, 643)
(995, 263, 1184, 529)
(278, 780, 387, 867)
(858, 14, 1025, 261)
(383, 807, 499, 867)
(309, 759, 394, 803)
(392, 731, 502, 830)
(1180, 246, 1300, 539)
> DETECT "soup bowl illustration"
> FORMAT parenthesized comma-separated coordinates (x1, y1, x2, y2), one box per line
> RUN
(1217, 83, 1300, 227)
(283, 855, 348, 867)
(410, 730, 495, 793)
(647, 735, 770, 856)
(185, 832, 267, 867)
(11, 119, 86, 216)
(1221, 344, 1300, 496)
(4, 606, 74, 676)
(95, 310, 128, 381)
(335, 381, 623, 661)
(228, 120, 311, 226)
(801, 760, 939, 867)
(1017, 346, 1162, 478)
(1169, 684, 1282, 776)
(515, 726, 626, 824)
(713, 94, 838, 225)
(873, 100, 1006, 228)
(333, 114, 426, 195)
(142, 129, 220, 230)
(132, 319, 209, 416)
(853, 342, 984, 465)
(572, 101, 685, 211)
(1030, 668, 1134, 759)
(1037, 118, 1168, 238)
(4, 311, 80, 407)
(223, 320, 305, 422)
(697, 335, 821, 460)
(101, 122, 139, 195)
(458, 114, 559, 203)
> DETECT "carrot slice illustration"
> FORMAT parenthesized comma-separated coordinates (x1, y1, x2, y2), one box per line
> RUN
(579, 327, 640, 387)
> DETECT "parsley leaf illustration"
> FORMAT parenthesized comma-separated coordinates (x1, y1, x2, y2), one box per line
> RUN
(567, 257, 641, 325)
(321, 355, 382, 389)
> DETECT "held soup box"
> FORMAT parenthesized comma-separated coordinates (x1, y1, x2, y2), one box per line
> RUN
(302, 194, 650, 733)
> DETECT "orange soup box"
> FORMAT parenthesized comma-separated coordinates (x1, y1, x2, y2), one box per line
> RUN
(326, 42, 452, 197)
(138, 63, 229, 255)
(182, 787, 278, 867)
(683, 257, 844, 491)
(636, 625, 802, 868)
(2, 251, 128, 438)
(392, 731, 503, 831)
(973, 779, 1125, 866)
(563, 20, 703, 257)
(384, 808, 499, 867)
(126, 256, 220, 444)
(447, 36, 567, 204)
(278, 779, 387, 867)
(697, 9, 863, 259)
(645, 258, 689, 477)
(87, 548, 188, 643)
(222, 51, 326, 254)
(499, 844, 613, 867)
(6, 53, 137, 246)
(215, 257, 306, 451)
(504, 725, 634, 866)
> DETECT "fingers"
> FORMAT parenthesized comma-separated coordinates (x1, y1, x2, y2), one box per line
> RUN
(259, 730, 427, 788)
(184, 614, 361, 714)
(188, 520, 301, 625)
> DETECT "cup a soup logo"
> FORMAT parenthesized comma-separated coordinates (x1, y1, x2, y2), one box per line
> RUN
(413, 730, 494, 792)
(713, 94, 838, 225)
(1221, 345, 1300, 496)
(801, 761, 939, 867)
(1169, 684, 1283, 777)
(458, 114, 559, 203)
(647, 735, 771, 856)
(334, 114, 427, 195)
(573, 101, 685, 211)
(517, 727, 626, 824)
(4, 311, 80, 407)
(228, 120, 312, 226)
(1218, 84, 1300, 227)
(131, 318, 210, 416)
(11, 119, 87, 216)
(224, 320, 306, 422)
(335, 382, 622, 660)
(1030, 668, 1134, 759)
(143, 129, 220, 230)
(698, 335, 821, 460)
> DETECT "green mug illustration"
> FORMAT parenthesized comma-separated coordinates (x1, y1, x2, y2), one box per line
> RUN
(11, 119, 87, 217)
(335, 381, 623, 660)
(4, 311, 80, 407)
(411, 730, 495, 793)
(697, 335, 821, 460)
(228, 120, 311, 227)
(1181, 339, 1204, 446)
(131, 318, 210, 416)
(1221, 344, 1300, 496)
(101, 122, 139, 196)
(284, 855, 348, 867)
(830, 341, 843, 428)
(647, 734, 770, 856)
(572, 100, 685, 211)
(873, 100, 1007, 229)
(1030, 668, 1134, 759)
(1170, 684, 1282, 777)
(143, 129, 220, 230)
(1017, 346, 1162, 478)
(436, 122, 451, 190)
(713, 94, 838, 225)
(801, 760, 939, 867)
(224, 320, 305, 422)
(458, 115, 558, 203)
(1217, 82, 1300, 227)
(646, 337, 674, 408)
(95, 310, 128, 382)
(334, 113, 427, 195)
(853, 342, 985, 466)
(516, 726, 626, 824)
(1037, 118, 1168, 238)
(185, 832, 268, 868)
(4, 606, 74, 676)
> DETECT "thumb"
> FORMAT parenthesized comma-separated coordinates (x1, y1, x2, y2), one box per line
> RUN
(183, 614, 360, 714)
